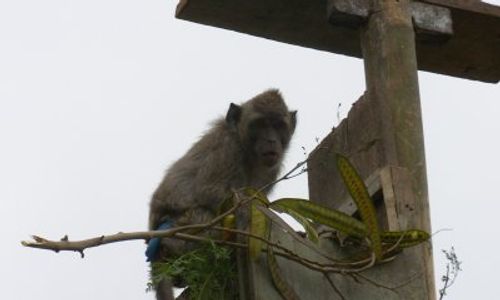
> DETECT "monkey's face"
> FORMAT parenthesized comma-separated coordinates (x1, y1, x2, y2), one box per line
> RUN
(248, 117, 290, 167)
(225, 90, 297, 168)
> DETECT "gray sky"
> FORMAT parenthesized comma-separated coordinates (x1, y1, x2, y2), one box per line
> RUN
(1, 1, 499, 299)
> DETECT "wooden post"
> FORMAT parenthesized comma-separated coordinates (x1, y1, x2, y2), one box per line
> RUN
(360, 0, 435, 298)
(307, 0, 436, 298)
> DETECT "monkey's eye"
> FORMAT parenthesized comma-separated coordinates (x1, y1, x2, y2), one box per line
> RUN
(272, 120, 287, 131)
(247, 120, 267, 139)
(249, 119, 267, 131)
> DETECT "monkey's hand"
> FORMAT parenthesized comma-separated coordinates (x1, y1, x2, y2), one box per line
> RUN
(145, 220, 174, 262)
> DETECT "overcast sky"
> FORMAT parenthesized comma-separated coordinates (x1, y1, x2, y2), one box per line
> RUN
(1, 1, 499, 299)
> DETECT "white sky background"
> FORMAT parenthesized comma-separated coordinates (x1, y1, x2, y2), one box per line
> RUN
(1, 1, 499, 299)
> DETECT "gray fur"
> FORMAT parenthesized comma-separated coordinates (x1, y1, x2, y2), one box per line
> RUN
(148, 89, 296, 299)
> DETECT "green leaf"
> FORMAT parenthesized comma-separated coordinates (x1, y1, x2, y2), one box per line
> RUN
(256, 205, 315, 244)
(221, 213, 236, 241)
(267, 246, 300, 300)
(271, 197, 430, 250)
(249, 201, 269, 261)
(380, 229, 430, 248)
(197, 271, 215, 300)
(336, 153, 382, 259)
(149, 243, 237, 299)
(285, 208, 320, 243)
(271, 198, 367, 239)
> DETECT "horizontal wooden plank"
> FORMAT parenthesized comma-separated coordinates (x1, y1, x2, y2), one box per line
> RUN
(176, 0, 500, 83)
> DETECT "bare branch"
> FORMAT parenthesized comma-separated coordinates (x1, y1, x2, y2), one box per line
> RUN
(258, 159, 308, 191)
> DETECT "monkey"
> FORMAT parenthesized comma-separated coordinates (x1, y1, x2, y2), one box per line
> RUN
(147, 89, 297, 300)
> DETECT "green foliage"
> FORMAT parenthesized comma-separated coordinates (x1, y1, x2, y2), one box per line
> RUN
(149, 242, 238, 300)
(271, 198, 365, 239)
(269, 154, 429, 258)
(280, 207, 319, 244)
(271, 198, 429, 249)
(249, 200, 269, 261)
(242, 187, 271, 261)
(267, 245, 299, 300)
(336, 153, 382, 259)
(381, 229, 430, 249)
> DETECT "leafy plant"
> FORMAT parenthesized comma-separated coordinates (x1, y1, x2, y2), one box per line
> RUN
(149, 242, 238, 300)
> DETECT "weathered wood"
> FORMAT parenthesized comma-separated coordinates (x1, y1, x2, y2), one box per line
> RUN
(308, 0, 435, 298)
(308, 95, 384, 208)
(362, 0, 435, 296)
(328, 0, 453, 39)
(319, 166, 430, 299)
(176, 0, 500, 83)
(246, 212, 336, 300)
(360, 0, 434, 280)
(308, 97, 415, 226)
(310, 145, 434, 299)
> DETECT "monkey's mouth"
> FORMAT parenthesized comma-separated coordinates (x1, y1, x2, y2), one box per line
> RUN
(261, 151, 279, 166)
(262, 151, 278, 158)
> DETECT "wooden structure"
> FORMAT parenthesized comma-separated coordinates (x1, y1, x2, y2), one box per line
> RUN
(175, 1, 500, 299)
(176, 0, 500, 83)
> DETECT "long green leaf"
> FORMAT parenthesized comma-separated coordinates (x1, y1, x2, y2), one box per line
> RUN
(272, 198, 428, 250)
(283, 208, 319, 243)
(271, 198, 367, 238)
(267, 246, 300, 300)
(249, 201, 268, 261)
(336, 154, 382, 259)
(380, 229, 430, 248)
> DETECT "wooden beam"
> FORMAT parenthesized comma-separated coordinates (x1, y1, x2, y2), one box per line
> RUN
(328, 0, 453, 38)
(176, 0, 500, 83)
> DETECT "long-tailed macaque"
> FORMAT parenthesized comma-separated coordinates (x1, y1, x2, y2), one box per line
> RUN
(148, 89, 297, 300)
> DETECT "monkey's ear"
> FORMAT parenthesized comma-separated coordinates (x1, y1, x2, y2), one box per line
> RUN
(226, 103, 242, 125)
(289, 110, 297, 133)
